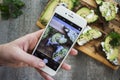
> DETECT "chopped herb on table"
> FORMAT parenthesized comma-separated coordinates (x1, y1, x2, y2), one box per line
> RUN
(0, 0, 25, 19)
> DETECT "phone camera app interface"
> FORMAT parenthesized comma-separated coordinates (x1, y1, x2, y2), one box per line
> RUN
(34, 13, 82, 71)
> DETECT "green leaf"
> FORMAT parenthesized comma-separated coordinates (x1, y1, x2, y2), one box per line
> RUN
(71, 0, 80, 7)
(11, 10, 23, 18)
(0, 4, 9, 12)
(1, 12, 10, 19)
(109, 32, 120, 47)
(3, 0, 12, 4)
(0, 0, 25, 19)
(13, 0, 25, 8)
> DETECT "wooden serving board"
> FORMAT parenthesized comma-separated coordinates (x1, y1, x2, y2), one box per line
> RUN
(36, 0, 120, 70)
(36, 21, 119, 70)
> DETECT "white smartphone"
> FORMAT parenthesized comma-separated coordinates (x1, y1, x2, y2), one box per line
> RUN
(32, 6, 87, 76)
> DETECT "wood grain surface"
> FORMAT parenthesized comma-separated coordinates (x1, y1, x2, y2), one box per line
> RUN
(36, 0, 120, 70)
(36, 20, 119, 70)
(0, 0, 120, 80)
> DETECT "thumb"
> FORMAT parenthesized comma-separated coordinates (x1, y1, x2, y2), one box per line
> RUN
(15, 48, 45, 69)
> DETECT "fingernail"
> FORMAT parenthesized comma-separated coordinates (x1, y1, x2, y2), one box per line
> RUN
(67, 65, 71, 70)
(38, 62, 45, 68)
(46, 75, 54, 80)
(74, 50, 78, 55)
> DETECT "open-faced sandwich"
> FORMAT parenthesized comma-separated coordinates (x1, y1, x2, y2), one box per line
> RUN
(77, 26, 102, 45)
(76, 7, 98, 23)
(101, 32, 120, 65)
(37, 0, 120, 69)
(39, 0, 78, 25)
(99, 1, 118, 21)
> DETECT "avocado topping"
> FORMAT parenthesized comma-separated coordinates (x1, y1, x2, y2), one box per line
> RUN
(99, 2, 118, 21)
(40, 0, 74, 25)
(77, 26, 102, 46)
(101, 32, 120, 65)
(40, 0, 59, 25)
(76, 7, 98, 23)
(52, 46, 68, 62)
(95, 0, 103, 5)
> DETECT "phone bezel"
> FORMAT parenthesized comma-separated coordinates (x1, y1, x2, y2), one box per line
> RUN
(32, 6, 87, 76)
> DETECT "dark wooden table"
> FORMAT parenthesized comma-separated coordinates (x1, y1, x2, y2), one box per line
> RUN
(0, 0, 120, 80)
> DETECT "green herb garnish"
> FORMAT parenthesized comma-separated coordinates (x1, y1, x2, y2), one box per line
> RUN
(109, 32, 120, 47)
(0, 0, 25, 19)
(71, 0, 80, 7)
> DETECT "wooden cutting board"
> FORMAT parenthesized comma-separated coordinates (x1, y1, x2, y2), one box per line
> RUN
(36, 21, 119, 70)
(36, 0, 120, 70)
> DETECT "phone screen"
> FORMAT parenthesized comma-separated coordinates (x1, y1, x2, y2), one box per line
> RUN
(34, 13, 82, 71)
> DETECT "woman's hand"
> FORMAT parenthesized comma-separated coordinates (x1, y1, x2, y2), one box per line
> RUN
(0, 29, 78, 80)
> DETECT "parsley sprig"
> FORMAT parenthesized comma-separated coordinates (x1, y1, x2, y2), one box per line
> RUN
(109, 32, 120, 47)
(0, 0, 25, 19)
